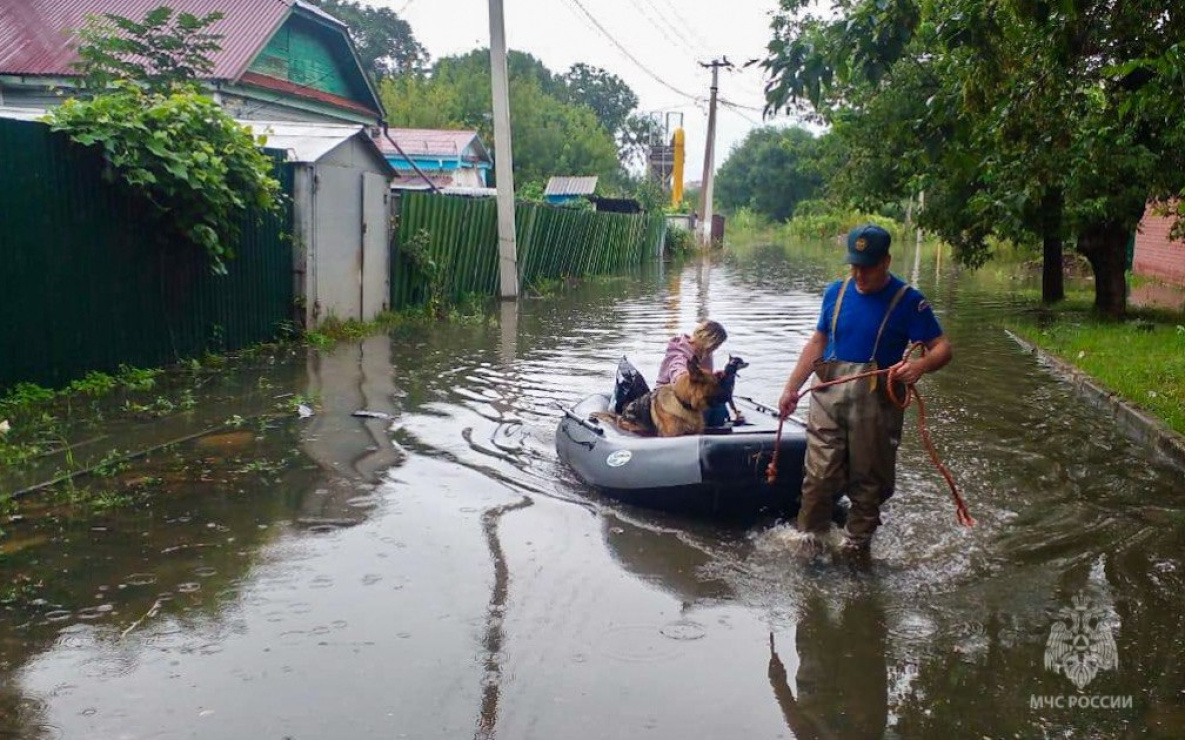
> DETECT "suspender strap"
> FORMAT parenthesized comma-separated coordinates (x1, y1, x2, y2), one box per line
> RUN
(870, 283, 911, 362)
(829, 276, 852, 354)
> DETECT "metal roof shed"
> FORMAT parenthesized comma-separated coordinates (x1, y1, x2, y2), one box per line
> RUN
(544, 176, 598, 205)
(244, 121, 394, 326)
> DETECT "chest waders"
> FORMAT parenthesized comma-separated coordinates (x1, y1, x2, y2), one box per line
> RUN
(797, 277, 911, 546)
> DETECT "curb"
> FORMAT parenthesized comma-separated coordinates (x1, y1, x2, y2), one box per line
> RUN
(1005, 329, 1185, 471)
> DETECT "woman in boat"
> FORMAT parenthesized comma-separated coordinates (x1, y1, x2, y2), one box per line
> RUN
(656, 320, 730, 426)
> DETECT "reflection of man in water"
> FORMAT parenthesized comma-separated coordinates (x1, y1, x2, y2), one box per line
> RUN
(768, 595, 888, 739)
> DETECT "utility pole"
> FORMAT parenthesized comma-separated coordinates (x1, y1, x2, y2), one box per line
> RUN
(699, 57, 731, 246)
(488, 0, 518, 298)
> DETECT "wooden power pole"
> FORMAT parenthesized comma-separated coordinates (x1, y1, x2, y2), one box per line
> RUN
(698, 58, 731, 246)
(488, 0, 518, 298)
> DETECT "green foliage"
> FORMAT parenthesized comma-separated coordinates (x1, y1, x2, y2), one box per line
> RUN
(72, 6, 224, 92)
(517, 180, 546, 202)
(400, 228, 450, 319)
(52, 9, 284, 275)
(378, 50, 629, 186)
(1006, 310, 1185, 435)
(664, 225, 697, 256)
(760, 0, 1185, 314)
(715, 126, 828, 221)
(306, 0, 428, 78)
(47, 83, 282, 275)
(562, 63, 638, 137)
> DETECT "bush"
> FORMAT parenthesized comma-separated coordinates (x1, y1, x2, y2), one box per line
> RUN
(46, 83, 282, 275)
(664, 225, 697, 256)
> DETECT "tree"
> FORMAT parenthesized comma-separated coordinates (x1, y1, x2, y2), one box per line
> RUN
(715, 126, 827, 221)
(562, 63, 638, 138)
(307, 0, 428, 78)
(762, 0, 1185, 315)
(55, 7, 281, 275)
(72, 6, 224, 92)
(617, 114, 661, 173)
(377, 51, 621, 188)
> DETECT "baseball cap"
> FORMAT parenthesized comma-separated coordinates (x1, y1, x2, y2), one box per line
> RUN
(845, 224, 891, 266)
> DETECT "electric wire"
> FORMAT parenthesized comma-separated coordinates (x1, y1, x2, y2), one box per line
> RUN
(630, 0, 700, 60)
(649, 0, 711, 52)
(561, 0, 701, 102)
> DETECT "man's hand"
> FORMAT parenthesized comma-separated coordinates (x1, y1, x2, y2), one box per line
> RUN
(889, 359, 924, 386)
(778, 388, 801, 419)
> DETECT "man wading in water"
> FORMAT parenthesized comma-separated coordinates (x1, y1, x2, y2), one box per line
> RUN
(778, 224, 953, 554)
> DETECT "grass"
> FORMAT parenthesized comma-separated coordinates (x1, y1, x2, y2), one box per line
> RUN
(1005, 300, 1185, 435)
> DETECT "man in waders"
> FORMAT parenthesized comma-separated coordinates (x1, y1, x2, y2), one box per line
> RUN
(777, 224, 953, 553)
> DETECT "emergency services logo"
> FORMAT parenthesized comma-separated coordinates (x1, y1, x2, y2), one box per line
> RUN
(854, 237, 868, 251)
(1043, 593, 1118, 691)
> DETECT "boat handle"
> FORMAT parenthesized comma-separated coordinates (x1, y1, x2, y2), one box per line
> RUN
(556, 404, 605, 436)
(734, 395, 807, 427)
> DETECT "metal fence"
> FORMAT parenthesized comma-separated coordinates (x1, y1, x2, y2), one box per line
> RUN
(0, 118, 294, 391)
(391, 192, 666, 308)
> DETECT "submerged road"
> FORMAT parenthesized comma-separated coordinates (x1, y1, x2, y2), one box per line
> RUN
(2, 240, 1183, 738)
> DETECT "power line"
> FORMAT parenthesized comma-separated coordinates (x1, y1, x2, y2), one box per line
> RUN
(718, 96, 767, 113)
(719, 101, 763, 127)
(561, 0, 700, 102)
(650, 0, 711, 52)
(631, 0, 700, 60)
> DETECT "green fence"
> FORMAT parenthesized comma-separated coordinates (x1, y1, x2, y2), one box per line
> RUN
(391, 192, 666, 308)
(0, 118, 294, 391)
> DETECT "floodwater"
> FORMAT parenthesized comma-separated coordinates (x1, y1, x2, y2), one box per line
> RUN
(3, 240, 1184, 739)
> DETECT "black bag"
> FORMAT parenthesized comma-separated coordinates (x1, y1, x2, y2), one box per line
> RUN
(612, 356, 650, 414)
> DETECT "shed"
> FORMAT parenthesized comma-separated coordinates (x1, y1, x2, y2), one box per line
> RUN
(544, 176, 598, 205)
(245, 121, 394, 325)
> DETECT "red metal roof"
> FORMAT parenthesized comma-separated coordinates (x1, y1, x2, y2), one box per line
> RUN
(240, 71, 377, 116)
(377, 128, 489, 161)
(0, 0, 290, 79)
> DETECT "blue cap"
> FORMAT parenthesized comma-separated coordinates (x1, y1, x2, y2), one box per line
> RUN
(845, 224, 891, 266)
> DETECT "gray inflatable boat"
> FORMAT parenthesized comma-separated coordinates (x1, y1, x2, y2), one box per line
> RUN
(555, 393, 808, 518)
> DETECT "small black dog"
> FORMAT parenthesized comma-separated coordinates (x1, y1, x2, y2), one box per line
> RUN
(712, 355, 749, 423)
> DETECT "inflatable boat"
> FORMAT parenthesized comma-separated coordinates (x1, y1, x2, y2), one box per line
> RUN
(555, 393, 808, 518)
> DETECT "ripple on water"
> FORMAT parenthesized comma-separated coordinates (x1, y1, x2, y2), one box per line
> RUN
(75, 605, 114, 621)
(598, 624, 683, 663)
(124, 573, 157, 587)
(79, 653, 137, 679)
(659, 620, 706, 641)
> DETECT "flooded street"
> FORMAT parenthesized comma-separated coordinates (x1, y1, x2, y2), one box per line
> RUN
(3, 240, 1185, 738)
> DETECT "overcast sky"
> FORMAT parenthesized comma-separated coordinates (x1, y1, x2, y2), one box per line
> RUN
(367, 0, 804, 182)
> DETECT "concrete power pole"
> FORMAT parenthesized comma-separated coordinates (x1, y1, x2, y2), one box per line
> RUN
(488, 0, 518, 298)
(699, 58, 731, 246)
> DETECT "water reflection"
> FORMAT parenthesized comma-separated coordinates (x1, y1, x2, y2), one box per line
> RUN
(299, 334, 405, 527)
(2, 242, 1183, 738)
(768, 593, 888, 739)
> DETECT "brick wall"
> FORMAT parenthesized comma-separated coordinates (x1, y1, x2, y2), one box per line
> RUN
(1134, 207, 1185, 285)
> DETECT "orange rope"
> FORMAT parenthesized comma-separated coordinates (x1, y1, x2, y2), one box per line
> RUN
(766, 342, 974, 527)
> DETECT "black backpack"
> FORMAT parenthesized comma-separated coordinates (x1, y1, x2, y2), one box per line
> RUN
(612, 356, 650, 414)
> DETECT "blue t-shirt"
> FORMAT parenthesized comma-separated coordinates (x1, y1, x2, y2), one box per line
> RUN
(815, 274, 943, 367)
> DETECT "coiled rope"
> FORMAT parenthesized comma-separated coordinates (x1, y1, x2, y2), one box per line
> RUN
(766, 342, 974, 527)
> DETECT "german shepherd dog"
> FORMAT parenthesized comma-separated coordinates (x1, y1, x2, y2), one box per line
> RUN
(596, 357, 721, 437)
(712, 355, 749, 423)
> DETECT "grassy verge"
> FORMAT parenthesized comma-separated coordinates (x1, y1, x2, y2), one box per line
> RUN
(1005, 300, 1185, 435)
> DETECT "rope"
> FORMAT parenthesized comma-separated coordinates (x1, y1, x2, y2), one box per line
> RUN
(766, 342, 974, 527)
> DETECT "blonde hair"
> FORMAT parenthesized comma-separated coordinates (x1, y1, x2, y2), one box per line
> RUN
(692, 320, 727, 353)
